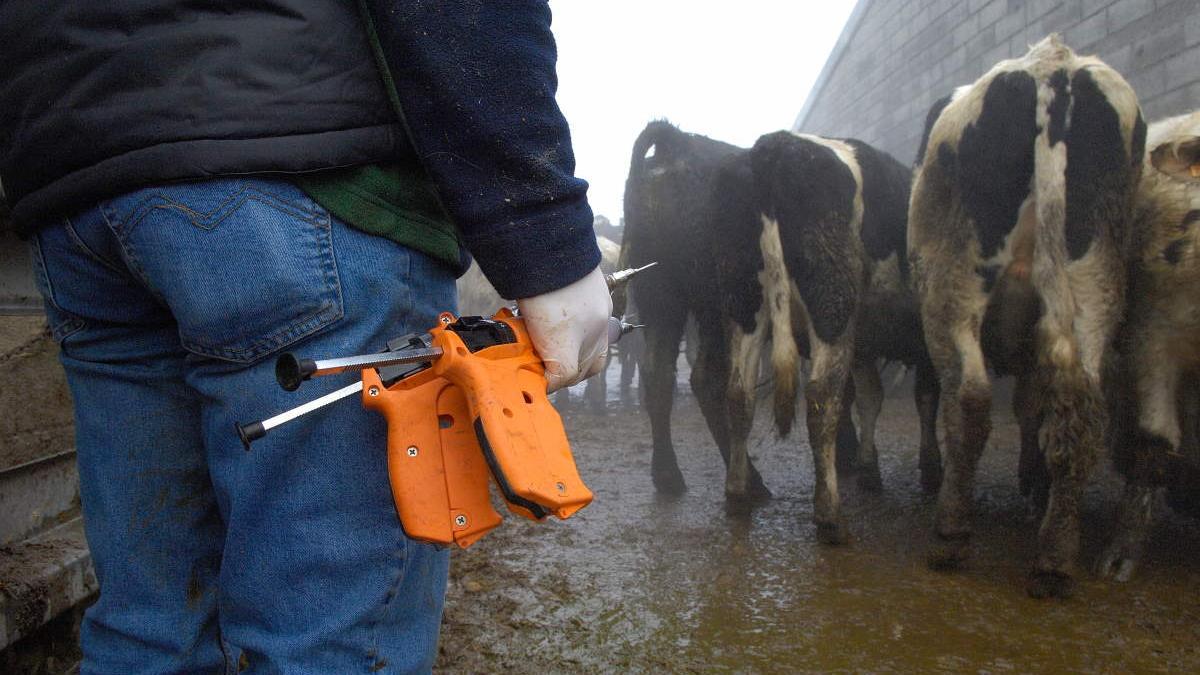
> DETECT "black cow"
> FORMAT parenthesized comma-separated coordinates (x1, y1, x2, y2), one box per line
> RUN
(620, 121, 771, 498)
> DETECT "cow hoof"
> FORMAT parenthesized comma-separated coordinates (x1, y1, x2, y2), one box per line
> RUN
(815, 522, 850, 545)
(724, 499, 754, 518)
(856, 467, 883, 493)
(748, 478, 773, 502)
(919, 465, 943, 495)
(1026, 569, 1075, 599)
(927, 536, 970, 571)
(727, 481, 772, 507)
(652, 468, 687, 496)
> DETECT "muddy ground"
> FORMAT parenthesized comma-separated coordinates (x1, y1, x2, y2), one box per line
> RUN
(436, 368, 1200, 673)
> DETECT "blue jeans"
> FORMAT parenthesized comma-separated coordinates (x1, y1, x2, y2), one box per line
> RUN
(29, 177, 455, 674)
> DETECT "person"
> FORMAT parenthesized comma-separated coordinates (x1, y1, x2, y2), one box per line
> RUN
(0, 1, 611, 672)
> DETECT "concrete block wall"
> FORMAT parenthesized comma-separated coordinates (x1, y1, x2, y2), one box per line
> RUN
(797, 0, 1200, 166)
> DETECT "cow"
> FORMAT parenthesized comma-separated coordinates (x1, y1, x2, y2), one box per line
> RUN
(712, 130, 941, 543)
(909, 35, 1145, 598)
(1099, 110, 1200, 582)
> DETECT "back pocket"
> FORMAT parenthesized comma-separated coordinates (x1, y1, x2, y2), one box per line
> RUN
(101, 178, 344, 363)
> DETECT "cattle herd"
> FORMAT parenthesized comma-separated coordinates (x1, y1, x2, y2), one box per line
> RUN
(614, 34, 1200, 599)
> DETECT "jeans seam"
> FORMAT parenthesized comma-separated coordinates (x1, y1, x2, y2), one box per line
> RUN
(366, 527, 410, 672)
(28, 233, 87, 342)
(182, 301, 343, 363)
(114, 183, 324, 234)
(98, 199, 169, 304)
(100, 183, 345, 363)
(152, 187, 325, 232)
(63, 216, 128, 276)
(179, 205, 343, 363)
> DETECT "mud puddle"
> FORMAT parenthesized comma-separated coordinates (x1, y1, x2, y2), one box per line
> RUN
(436, 369, 1200, 672)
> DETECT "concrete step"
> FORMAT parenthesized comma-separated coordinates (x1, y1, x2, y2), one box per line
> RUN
(0, 450, 80, 547)
(0, 518, 95, 651)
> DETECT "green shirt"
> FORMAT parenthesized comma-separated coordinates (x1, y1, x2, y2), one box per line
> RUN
(296, 162, 464, 270)
(296, 0, 464, 271)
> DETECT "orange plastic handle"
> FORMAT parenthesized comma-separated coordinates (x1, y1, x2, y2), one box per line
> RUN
(429, 310, 593, 520)
(361, 309, 593, 549)
(362, 366, 502, 548)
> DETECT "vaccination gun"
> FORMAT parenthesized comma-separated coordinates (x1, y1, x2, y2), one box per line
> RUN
(236, 263, 654, 548)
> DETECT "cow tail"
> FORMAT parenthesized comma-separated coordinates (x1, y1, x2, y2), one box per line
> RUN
(1030, 72, 1103, 472)
(618, 122, 675, 315)
(772, 334, 799, 437)
(1031, 75, 1074, 371)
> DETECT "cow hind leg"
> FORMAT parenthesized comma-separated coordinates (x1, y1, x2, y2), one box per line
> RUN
(1027, 364, 1103, 598)
(926, 311, 992, 570)
(691, 330, 771, 501)
(806, 335, 855, 544)
(851, 359, 884, 492)
(835, 381, 861, 473)
(1098, 483, 1162, 582)
(1014, 373, 1048, 519)
(619, 342, 636, 400)
(583, 352, 610, 414)
(725, 321, 768, 501)
(914, 360, 943, 494)
(1098, 345, 1179, 583)
(643, 312, 689, 495)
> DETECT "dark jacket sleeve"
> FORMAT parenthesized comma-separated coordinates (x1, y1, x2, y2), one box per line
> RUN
(360, 0, 600, 300)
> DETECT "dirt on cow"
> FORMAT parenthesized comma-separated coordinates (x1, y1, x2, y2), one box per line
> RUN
(435, 369, 1200, 672)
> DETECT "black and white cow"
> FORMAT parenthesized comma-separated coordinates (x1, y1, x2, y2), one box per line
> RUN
(1100, 110, 1200, 581)
(909, 35, 1145, 598)
(713, 130, 940, 543)
(621, 121, 871, 499)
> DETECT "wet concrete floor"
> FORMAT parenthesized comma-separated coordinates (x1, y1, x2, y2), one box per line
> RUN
(436, 368, 1200, 672)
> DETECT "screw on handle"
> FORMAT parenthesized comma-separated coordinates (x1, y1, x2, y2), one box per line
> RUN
(276, 353, 317, 392)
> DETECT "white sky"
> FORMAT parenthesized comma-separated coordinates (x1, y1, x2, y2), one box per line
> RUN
(549, 1, 858, 223)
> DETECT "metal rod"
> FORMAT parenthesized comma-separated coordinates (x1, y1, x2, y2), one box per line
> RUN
(276, 347, 443, 391)
(309, 345, 441, 379)
(264, 381, 364, 431)
(236, 381, 364, 450)
(309, 348, 443, 377)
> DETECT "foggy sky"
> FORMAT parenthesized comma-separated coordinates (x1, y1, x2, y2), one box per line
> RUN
(549, 1, 858, 224)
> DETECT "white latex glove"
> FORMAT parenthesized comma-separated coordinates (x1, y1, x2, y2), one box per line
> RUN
(517, 265, 613, 393)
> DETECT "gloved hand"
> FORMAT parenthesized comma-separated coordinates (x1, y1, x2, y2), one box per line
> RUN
(517, 265, 613, 392)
